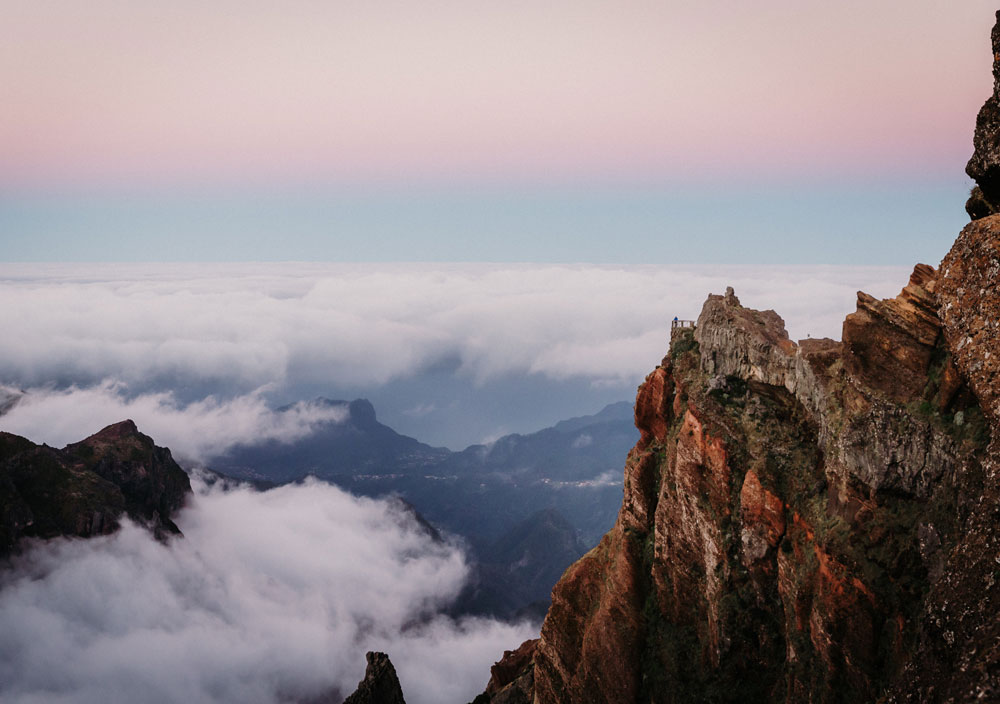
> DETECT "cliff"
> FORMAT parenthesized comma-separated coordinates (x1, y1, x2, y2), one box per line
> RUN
(0, 420, 192, 556)
(966, 11, 1000, 220)
(514, 257, 989, 703)
(887, 213, 1000, 702)
(470, 16, 1000, 701)
(471, 256, 995, 703)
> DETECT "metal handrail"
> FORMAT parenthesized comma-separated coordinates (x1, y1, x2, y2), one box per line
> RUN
(671, 319, 695, 329)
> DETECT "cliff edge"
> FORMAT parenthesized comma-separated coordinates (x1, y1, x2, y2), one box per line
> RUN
(471, 14, 1000, 702)
(520, 257, 991, 703)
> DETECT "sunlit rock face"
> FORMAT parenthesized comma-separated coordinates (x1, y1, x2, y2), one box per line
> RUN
(512, 254, 994, 703)
(467, 229, 997, 703)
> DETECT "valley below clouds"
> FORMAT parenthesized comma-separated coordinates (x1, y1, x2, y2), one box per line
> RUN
(0, 476, 535, 704)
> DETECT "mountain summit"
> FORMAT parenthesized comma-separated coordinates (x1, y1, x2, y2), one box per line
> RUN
(1, 420, 191, 556)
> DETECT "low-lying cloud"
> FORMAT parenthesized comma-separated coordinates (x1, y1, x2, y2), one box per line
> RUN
(0, 262, 910, 394)
(0, 477, 537, 704)
(545, 469, 622, 489)
(0, 382, 347, 464)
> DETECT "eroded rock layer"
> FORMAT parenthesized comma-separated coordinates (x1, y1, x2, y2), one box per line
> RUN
(471, 249, 996, 703)
(887, 214, 1000, 703)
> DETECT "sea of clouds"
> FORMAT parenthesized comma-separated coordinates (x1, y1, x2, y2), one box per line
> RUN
(0, 476, 536, 704)
(0, 262, 909, 451)
(0, 382, 348, 464)
(0, 262, 918, 703)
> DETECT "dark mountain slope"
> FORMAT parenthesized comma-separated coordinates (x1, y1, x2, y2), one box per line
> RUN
(0, 420, 191, 557)
(452, 508, 587, 620)
(212, 398, 450, 483)
(206, 400, 636, 618)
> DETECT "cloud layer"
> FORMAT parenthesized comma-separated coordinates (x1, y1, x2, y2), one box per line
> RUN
(0, 477, 536, 704)
(0, 382, 347, 464)
(0, 262, 910, 392)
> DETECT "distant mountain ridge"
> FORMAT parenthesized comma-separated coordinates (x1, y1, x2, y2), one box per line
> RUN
(215, 398, 450, 483)
(550, 400, 632, 433)
(207, 398, 637, 618)
(208, 397, 633, 541)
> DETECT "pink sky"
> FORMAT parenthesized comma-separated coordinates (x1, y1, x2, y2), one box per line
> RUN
(1, 1, 995, 188)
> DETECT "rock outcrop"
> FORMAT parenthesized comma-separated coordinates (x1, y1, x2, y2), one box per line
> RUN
(967, 11, 1000, 219)
(886, 214, 1000, 702)
(472, 215, 999, 703)
(342, 652, 406, 704)
(0, 420, 191, 556)
(470, 254, 993, 703)
(480, 639, 538, 704)
(469, 15, 1000, 704)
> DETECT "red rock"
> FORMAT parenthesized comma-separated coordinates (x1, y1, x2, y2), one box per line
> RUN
(486, 639, 538, 695)
(740, 469, 785, 561)
(634, 365, 673, 446)
(842, 264, 942, 402)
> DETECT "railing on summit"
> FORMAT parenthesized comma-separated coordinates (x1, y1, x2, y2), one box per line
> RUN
(671, 319, 695, 329)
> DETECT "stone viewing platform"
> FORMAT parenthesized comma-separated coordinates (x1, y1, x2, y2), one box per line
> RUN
(670, 318, 696, 346)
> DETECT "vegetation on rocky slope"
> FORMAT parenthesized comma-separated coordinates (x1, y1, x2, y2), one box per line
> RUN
(0, 420, 191, 557)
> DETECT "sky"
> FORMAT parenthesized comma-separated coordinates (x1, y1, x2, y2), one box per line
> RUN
(1, 2, 996, 262)
(1, 8, 994, 702)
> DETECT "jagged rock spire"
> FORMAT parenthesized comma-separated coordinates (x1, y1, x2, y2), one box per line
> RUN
(342, 652, 406, 704)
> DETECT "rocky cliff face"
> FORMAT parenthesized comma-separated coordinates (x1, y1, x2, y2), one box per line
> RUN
(0, 420, 191, 556)
(466, 15, 1000, 704)
(473, 259, 992, 703)
(887, 214, 1000, 702)
(521, 263, 990, 703)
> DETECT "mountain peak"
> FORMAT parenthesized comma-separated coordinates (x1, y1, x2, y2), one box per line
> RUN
(2, 423, 191, 554)
(348, 399, 377, 426)
(83, 419, 142, 442)
(474, 22, 1000, 695)
(342, 651, 406, 704)
(306, 397, 377, 426)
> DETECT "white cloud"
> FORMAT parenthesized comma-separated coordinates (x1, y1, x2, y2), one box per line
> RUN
(544, 469, 621, 489)
(0, 477, 537, 704)
(403, 402, 437, 418)
(0, 382, 348, 464)
(0, 263, 910, 395)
